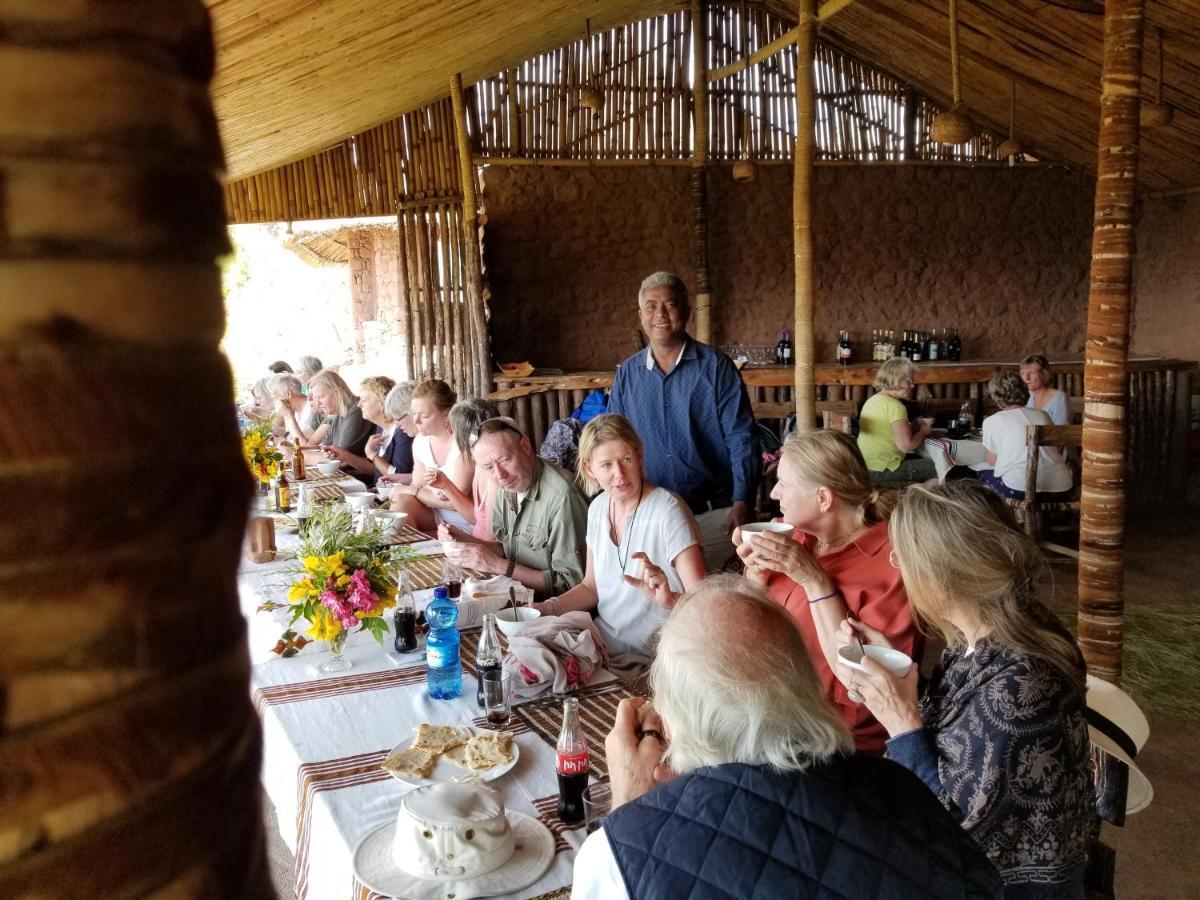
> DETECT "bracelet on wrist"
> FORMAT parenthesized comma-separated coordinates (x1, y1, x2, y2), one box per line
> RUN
(808, 588, 839, 605)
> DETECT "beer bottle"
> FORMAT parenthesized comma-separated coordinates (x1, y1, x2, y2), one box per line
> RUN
(292, 442, 307, 481)
(556, 698, 590, 824)
(274, 457, 292, 512)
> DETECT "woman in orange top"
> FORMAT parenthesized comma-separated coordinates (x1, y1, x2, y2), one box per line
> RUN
(736, 430, 918, 753)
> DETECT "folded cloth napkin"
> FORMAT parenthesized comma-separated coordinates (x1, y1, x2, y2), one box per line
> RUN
(503, 611, 609, 700)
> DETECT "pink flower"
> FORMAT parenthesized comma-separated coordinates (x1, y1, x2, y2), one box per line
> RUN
(320, 591, 358, 629)
(345, 569, 379, 613)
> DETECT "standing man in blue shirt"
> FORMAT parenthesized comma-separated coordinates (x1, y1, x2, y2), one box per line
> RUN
(608, 272, 758, 571)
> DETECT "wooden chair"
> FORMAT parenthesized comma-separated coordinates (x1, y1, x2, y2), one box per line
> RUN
(1005, 423, 1083, 558)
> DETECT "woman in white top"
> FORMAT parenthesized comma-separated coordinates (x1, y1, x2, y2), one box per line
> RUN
(389, 378, 474, 533)
(534, 414, 706, 667)
(979, 371, 1072, 499)
(1020, 354, 1071, 426)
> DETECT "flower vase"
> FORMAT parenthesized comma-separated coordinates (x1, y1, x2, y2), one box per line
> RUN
(321, 629, 352, 673)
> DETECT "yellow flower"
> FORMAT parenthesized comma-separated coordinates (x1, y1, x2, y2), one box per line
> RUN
(307, 607, 340, 641)
(288, 577, 316, 602)
(303, 556, 323, 573)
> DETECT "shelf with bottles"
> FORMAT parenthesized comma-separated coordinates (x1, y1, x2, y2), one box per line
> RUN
(868, 328, 962, 364)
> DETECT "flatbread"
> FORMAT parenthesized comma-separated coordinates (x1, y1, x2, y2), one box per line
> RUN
(381, 746, 437, 779)
(443, 732, 515, 772)
(411, 724, 471, 754)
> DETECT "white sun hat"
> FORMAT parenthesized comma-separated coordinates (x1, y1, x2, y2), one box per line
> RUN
(1086, 674, 1153, 816)
(353, 780, 555, 900)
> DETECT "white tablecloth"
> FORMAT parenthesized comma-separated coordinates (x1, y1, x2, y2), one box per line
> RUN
(239, 522, 611, 900)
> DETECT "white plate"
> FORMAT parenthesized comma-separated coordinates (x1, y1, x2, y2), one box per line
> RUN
(382, 730, 520, 786)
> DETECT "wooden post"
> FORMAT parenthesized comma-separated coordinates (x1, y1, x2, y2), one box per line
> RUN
(792, 0, 818, 430)
(1078, 0, 1145, 684)
(451, 72, 491, 398)
(0, 2, 269, 895)
(690, 0, 713, 344)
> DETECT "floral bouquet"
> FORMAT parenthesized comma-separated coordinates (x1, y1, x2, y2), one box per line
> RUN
(242, 420, 283, 484)
(264, 505, 418, 670)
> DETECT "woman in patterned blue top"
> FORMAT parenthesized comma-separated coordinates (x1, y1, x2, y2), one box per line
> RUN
(838, 481, 1096, 898)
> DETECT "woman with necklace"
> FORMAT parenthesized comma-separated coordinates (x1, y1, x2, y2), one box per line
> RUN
(535, 414, 705, 670)
(736, 430, 918, 753)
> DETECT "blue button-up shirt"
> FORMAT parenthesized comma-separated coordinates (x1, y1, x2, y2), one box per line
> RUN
(608, 338, 758, 511)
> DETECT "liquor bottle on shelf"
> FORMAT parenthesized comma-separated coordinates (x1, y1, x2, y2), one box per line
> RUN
(837, 330, 852, 366)
(910, 330, 923, 362)
(947, 329, 963, 361)
(885, 330, 896, 359)
(925, 330, 939, 362)
(775, 330, 793, 366)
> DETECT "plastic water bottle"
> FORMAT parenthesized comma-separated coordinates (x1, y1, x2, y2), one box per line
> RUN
(425, 586, 462, 699)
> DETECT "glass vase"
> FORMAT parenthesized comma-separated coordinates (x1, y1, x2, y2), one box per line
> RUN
(320, 629, 351, 673)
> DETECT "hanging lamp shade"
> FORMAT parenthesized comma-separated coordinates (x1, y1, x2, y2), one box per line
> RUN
(580, 19, 604, 110)
(732, 154, 758, 182)
(931, 0, 976, 146)
(1140, 27, 1173, 127)
(580, 86, 604, 109)
(997, 81, 1024, 158)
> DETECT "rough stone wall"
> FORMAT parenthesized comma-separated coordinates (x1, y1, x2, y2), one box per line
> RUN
(348, 230, 375, 363)
(481, 164, 1097, 369)
(1132, 193, 1200, 362)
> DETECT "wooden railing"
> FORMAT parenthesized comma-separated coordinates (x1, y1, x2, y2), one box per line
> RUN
(492, 358, 1196, 507)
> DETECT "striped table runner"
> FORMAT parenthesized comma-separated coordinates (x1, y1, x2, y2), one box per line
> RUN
(253, 665, 427, 715)
(512, 683, 634, 780)
(382, 524, 432, 546)
(294, 749, 392, 900)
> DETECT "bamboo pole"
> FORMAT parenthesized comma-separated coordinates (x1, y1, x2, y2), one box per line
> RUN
(707, 25, 799, 83)
(0, 2, 269, 895)
(792, 0, 818, 431)
(1078, 0, 1145, 684)
(691, 0, 713, 344)
(451, 73, 491, 398)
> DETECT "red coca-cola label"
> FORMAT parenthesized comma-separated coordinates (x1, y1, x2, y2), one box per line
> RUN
(556, 751, 589, 776)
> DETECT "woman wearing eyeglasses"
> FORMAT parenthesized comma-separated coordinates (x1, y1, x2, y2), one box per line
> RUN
(370, 381, 418, 485)
(857, 356, 937, 483)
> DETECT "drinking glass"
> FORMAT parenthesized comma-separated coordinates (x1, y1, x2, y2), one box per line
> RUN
(443, 558, 464, 600)
(481, 669, 512, 728)
(583, 783, 612, 835)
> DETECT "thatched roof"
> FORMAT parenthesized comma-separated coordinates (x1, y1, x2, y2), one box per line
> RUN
(208, 0, 1200, 190)
(283, 223, 396, 266)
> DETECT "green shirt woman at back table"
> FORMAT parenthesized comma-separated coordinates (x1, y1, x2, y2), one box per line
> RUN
(857, 357, 936, 483)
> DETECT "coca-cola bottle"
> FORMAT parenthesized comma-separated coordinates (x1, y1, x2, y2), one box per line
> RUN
(475, 613, 502, 709)
(556, 697, 590, 824)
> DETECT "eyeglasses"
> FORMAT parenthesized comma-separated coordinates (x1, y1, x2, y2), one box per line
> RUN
(469, 416, 522, 447)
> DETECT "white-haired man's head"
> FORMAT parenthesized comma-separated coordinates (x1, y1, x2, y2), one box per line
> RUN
(650, 575, 852, 775)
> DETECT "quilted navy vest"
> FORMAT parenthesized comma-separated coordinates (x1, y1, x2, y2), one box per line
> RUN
(603, 757, 1001, 900)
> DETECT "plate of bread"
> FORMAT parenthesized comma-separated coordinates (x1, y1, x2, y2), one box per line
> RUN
(380, 723, 519, 785)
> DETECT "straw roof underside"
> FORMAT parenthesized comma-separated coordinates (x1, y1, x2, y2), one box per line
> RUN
(207, 0, 1200, 190)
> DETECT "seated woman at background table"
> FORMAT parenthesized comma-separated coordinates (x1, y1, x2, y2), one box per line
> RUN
(532, 414, 705, 671)
(372, 381, 418, 485)
(735, 429, 916, 753)
(839, 480, 1095, 898)
(268, 373, 319, 443)
(1021, 354, 1071, 425)
(857, 357, 936, 483)
(319, 376, 395, 481)
(389, 379, 474, 533)
(306, 369, 376, 468)
(428, 398, 501, 540)
(977, 371, 1072, 501)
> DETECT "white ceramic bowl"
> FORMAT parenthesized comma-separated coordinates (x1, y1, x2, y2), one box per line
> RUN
(836, 644, 913, 677)
(495, 607, 541, 637)
(344, 493, 376, 512)
(373, 510, 406, 535)
(315, 460, 340, 476)
(735, 521, 794, 546)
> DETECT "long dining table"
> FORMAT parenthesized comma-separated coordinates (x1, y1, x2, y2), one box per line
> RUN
(238, 499, 621, 900)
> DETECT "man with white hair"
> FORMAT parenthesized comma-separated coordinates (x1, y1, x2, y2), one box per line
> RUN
(608, 272, 758, 571)
(571, 575, 1002, 900)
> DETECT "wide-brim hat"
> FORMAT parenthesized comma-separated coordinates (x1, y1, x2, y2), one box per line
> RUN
(1086, 674, 1153, 815)
(353, 784, 554, 900)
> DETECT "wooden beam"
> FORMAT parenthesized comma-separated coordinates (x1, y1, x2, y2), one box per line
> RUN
(691, 0, 713, 345)
(450, 73, 491, 398)
(707, 25, 799, 83)
(793, 0, 818, 431)
(818, 0, 857, 20)
(1077, 0, 1145, 684)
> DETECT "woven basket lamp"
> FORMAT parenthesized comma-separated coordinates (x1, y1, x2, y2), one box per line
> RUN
(580, 19, 604, 110)
(1141, 27, 1173, 127)
(931, 0, 977, 145)
(997, 81, 1024, 159)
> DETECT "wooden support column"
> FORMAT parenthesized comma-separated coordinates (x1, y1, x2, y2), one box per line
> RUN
(1078, 0, 1145, 684)
(690, 0, 712, 344)
(792, 0, 818, 430)
(451, 72, 492, 398)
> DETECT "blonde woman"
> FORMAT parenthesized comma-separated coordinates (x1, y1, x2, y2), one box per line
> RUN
(1020, 354, 1071, 426)
(838, 480, 1095, 896)
(389, 379, 474, 533)
(320, 376, 395, 478)
(857, 356, 936, 482)
(304, 369, 375, 463)
(735, 429, 916, 753)
(533, 414, 705, 667)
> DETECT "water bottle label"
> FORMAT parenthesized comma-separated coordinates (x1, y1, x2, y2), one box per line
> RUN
(427, 645, 459, 668)
(556, 751, 589, 775)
